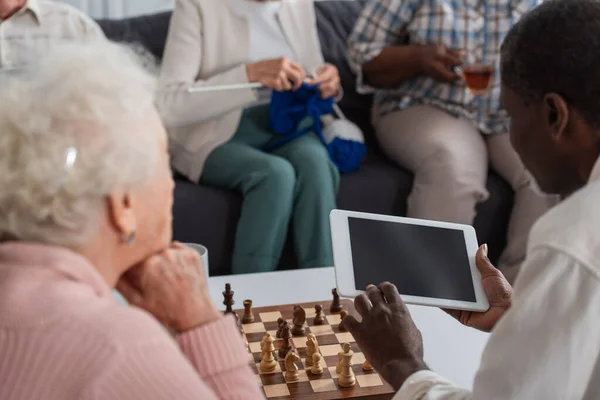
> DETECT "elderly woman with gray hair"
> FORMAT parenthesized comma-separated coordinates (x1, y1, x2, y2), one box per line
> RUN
(0, 41, 263, 399)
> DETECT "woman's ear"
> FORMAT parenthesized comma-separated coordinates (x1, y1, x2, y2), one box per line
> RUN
(106, 191, 137, 242)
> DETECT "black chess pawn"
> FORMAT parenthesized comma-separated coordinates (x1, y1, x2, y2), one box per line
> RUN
(313, 304, 325, 325)
(330, 288, 343, 313)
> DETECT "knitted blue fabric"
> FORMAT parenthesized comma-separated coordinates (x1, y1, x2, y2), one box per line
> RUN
(263, 83, 366, 173)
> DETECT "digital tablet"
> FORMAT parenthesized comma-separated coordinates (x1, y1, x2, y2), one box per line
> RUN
(330, 210, 489, 312)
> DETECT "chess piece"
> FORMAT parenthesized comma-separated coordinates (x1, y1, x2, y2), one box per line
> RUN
(259, 333, 270, 359)
(313, 304, 325, 325)
(223, 283, 241, 328)
(291, 305, 306, 336)
(259, 334, 278, 373)
(362, 359, 374, 371)
(336, 351, 343, 374)
(305, 334, 318, 367)
(276, 318, 287, 338)
(338, 343, 356, 388)
(338, 310, 348, 332)
(330, 288, 343, 313)
(284, 352, 300, 382)
(223, 283, 234, 313)
(242, 299, 255, 323)
(278, 324, 294, 358)
(310, 353, 324, 375)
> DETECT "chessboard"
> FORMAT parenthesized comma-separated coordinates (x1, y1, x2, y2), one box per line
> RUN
(234, 299, 395, 400)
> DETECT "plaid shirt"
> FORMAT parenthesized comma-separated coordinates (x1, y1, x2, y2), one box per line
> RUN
(347, 0, 540, 134)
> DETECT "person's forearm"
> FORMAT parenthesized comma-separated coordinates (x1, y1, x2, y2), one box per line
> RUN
(362, 45, 424, 88)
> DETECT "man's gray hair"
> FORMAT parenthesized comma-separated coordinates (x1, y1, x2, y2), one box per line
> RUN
(0, 41, 159, 246)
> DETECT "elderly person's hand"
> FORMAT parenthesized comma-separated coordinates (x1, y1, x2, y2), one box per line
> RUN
(246, 57, 306, 92)
(343, 283, 428, 391)
(443, 245, 513, 332)
(117, 242, 221, 333)
(308, 63, 341, 99)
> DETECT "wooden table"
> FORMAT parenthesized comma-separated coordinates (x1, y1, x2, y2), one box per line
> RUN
(208, 267, 489, 392)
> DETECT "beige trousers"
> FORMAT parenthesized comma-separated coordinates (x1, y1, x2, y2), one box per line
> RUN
(375, 105, 558, 283)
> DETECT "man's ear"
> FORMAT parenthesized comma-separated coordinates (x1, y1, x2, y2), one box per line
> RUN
(542, 93, 569, 143)
(106, 191, 136, 240)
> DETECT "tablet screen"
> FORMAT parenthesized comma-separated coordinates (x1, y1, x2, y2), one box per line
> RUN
(349, 217, 476, 302)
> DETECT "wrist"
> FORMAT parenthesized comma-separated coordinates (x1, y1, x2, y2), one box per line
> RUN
(381, 358, 429, 391)
(413, 45, 429, 74)
(172, 302, 222, 333)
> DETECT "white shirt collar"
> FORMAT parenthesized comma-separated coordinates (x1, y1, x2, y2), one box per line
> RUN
(589, 156, 600, 182)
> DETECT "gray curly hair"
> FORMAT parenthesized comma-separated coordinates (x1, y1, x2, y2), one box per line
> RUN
(0, 40, 159, 246)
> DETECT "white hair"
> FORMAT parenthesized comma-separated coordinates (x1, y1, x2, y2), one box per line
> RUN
(0, 41, 159, 246)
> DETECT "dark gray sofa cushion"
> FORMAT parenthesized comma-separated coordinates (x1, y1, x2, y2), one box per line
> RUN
(97, 6, 513, 276)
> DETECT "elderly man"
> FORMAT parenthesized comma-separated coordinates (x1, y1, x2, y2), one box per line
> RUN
(345, 0, 600, 398)
(0, 0, 104, 70)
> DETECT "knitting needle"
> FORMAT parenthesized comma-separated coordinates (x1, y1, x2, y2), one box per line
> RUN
(187, 82, 264, 93)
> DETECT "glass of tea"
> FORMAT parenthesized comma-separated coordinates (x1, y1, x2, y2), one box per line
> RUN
(455, 53, 495, 96)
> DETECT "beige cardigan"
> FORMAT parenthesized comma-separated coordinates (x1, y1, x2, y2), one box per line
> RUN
(156, 0, 326, 182)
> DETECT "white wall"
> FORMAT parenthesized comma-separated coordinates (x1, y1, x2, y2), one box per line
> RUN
(56, 0, 174, 19)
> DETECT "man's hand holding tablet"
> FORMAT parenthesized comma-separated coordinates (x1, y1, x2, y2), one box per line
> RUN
(342, 247, 513, 390)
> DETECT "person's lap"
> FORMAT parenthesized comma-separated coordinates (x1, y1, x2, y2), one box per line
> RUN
(201, 105, 338, 272)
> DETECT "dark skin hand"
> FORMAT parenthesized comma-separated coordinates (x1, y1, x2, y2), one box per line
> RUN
(343, 245, 513, 390)
(343, 283, 428, 391)
(443, 245, 513, 332)
(363, 44, 461, 88)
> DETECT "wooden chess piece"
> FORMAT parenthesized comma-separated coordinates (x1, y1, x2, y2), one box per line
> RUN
(338, 343, 356, 388)
(362, 359, 374, 371)
(310, 353, 324, 375)
(278, 324, 294, 358)
(276, 318, 286, 338)
(330, 288, 343, 313)
(336, 351, 343, 374)
(313, 304, 325, 325)
(242, 299, 255, 323)
(284, 352, 300, 382)
(291, 305, 306, 336)
(223, 283, 234, 313)
(223, 283, 241, 328)
(259, 334, 278, 373)
(338, 310, 348, 332)
(305, 334, 318, 367)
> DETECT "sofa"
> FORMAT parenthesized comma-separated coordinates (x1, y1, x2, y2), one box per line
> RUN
(96, 2, 514, 276)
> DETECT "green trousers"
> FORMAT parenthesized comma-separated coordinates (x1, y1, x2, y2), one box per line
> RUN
(202, 105, 340, 274)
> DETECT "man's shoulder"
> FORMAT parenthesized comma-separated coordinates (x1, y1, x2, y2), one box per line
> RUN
(528, 180, 600, 271)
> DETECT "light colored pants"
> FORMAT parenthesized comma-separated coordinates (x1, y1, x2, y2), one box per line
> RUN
(375, 105, 558, 283)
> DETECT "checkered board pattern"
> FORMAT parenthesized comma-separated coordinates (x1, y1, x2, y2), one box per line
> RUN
(235, 299, 395, 400)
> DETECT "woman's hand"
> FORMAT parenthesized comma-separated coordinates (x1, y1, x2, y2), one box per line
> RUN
(308, 63, 341, 99)
(117, 242, 221, 333)
(443, 245, 513, 332)
(246, 57, 306, 91)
